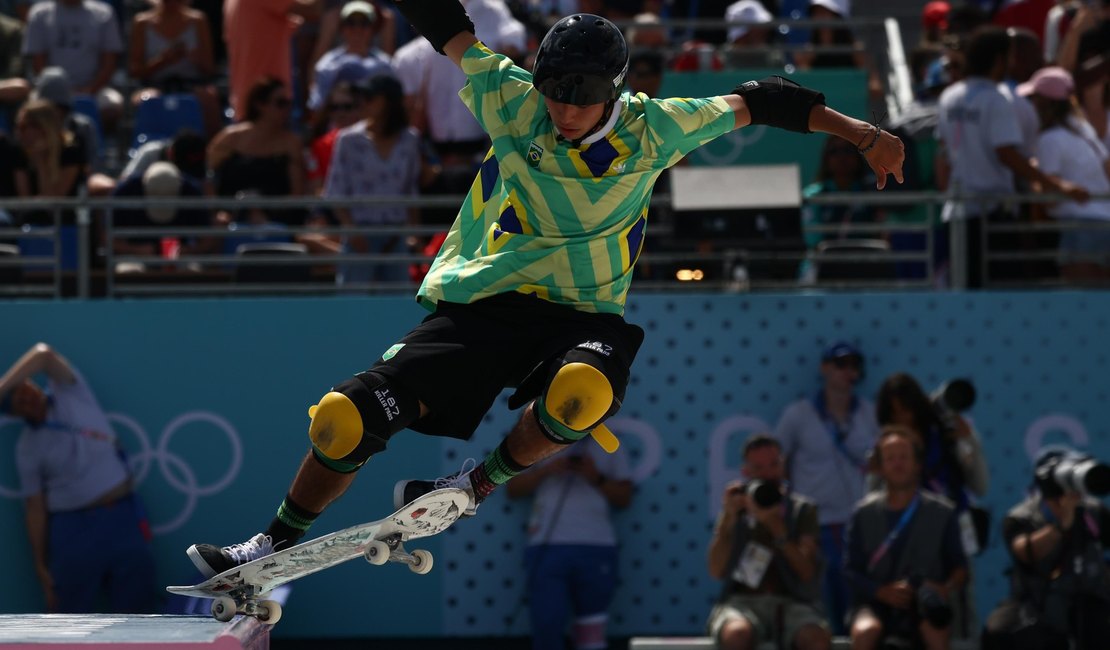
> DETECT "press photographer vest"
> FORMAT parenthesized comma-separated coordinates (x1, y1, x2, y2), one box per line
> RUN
(856, 490, 955, 585)
(718, 493, 822, 606)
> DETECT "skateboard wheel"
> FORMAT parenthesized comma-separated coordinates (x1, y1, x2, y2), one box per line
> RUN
(364, 540, 390, 565)
(211, 597, 237, 622)
(409, 549, 434, 575)
(258, 600, 282, 625)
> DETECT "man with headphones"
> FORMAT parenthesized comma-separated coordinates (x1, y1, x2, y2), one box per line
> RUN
(845, 427, 968, 650)
(774, 341, 879, 634)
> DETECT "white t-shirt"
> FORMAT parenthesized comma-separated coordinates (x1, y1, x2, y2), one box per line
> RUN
(392, 0, 525, 144)
(937, 78, 1023, 220)
(1036, 118, 1110, 221)
(15, 369, 130, 512)
(525, 438, 631, 547)
(1003, 84, 1040, 157)
(22, 0, 123, 89)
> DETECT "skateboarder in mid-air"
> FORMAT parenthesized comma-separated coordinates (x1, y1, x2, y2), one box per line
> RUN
(187, 3, 905, 577)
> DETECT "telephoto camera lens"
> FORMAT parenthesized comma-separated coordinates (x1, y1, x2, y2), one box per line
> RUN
(746, 479, 783, 508)
(935, 378, 976, 412)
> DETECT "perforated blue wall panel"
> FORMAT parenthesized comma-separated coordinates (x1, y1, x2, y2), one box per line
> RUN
(1, 293, 1105, 639)
(439, 292, 1110, 636)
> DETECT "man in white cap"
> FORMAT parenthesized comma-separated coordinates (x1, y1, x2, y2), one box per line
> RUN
(724, 0, 779, 67)
(110, 161, 214, 263)
(308, 0, 394, 111)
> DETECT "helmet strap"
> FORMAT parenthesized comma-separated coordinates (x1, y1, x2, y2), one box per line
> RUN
(558, 99, 617, 149)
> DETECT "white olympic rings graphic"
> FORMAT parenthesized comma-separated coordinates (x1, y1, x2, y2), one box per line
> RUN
(0, 411, 241, 535)
(692, 125, 768, 166)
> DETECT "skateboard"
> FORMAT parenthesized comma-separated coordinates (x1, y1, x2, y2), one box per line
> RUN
(167, 488, 469, 625)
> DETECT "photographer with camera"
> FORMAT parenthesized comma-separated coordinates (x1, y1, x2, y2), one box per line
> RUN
(874, 373, 988, 640)
(846, 427, 968, 650)
(706, 434, 831, 650)
(981, 446, 1110, 650)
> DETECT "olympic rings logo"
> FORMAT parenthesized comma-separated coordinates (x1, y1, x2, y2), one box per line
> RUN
(0, 411, 241, 535)
(690, 125, 768, 166)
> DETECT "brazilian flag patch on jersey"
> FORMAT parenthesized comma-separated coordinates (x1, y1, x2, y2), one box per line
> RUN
(527, 141, 544, 167)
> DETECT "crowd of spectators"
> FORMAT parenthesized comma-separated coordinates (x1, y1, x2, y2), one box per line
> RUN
(0, 0, 1106, 289)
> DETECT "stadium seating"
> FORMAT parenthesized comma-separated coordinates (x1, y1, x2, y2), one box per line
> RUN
(132, 93, 204, 153)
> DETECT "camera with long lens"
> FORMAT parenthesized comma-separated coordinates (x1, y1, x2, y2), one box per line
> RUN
(910, 574, 953, 628)
(1035, 452, 1110, 499)
(931, 378, 976, 431)
(745, 479, 783, 508)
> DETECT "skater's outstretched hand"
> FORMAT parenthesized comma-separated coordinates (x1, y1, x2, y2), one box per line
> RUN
(861, 129, 905, 191)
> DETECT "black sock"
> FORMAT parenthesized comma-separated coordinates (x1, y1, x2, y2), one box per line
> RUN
(265, 493, 320, 550)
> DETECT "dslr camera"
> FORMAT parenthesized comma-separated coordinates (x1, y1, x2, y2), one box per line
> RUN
(745, 479, 783, 509)
(910, 574, 953, 629)
(1035, 451, 1110, 499)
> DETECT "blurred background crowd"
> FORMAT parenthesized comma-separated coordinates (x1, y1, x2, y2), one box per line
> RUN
(0, 0, 1108, 292)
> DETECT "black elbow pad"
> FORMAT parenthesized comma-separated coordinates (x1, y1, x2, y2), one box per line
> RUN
(732, 76, 826, 133)
(394, 0, 475, 55)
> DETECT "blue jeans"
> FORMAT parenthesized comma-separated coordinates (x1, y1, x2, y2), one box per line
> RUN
(819, 523, 849, 636)
(525, 544, 618, 650)
(48, 494, 158, 613)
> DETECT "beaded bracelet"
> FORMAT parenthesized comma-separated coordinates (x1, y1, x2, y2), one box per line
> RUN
(858, 126, 883, 155)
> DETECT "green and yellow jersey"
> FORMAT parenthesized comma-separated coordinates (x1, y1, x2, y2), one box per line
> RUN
(417, 42, 737, 315)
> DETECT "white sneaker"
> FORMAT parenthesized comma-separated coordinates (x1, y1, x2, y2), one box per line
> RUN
(187, 532, 274, 579)
(393, 458, 479, 516)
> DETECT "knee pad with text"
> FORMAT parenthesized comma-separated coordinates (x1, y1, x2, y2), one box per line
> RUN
(308, 372, 417, 473)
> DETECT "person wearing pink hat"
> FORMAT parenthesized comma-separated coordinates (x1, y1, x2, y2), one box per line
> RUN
(1020, 66, 1110, 284)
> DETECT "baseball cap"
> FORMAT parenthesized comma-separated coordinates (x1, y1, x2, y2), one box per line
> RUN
(923, 1, 950, 31)
(142, 161, 183, 224)
(810, 0, 849, 17)
(822, 341, 862, 361)
(1017, 66, 1074, 101)
(726, 0, 773, 42)
(340, 0, 376, 22)
(32, 67, 72, 108)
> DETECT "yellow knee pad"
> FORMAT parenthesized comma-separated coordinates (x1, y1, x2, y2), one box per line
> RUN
(307, 391, 364, 460)
(545, 362, 613, 431)
(537, 362, 620, 452)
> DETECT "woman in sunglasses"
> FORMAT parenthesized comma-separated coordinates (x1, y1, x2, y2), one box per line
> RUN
(207, 76, 306, 226)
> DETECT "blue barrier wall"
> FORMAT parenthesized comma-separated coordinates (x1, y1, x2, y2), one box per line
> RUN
(2, 293, 1108, 639)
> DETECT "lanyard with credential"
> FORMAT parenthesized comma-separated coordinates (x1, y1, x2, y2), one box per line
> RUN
(867, 494, 921, 572)
(813, 393, 864, 470)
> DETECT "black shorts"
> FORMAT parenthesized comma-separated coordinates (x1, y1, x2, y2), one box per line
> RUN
(368, 292, 644, 440)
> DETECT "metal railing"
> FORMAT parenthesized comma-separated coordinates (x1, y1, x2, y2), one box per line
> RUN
(3, 191, 1107, 299)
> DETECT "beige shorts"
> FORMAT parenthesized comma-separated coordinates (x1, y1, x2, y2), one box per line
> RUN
(707, 593, 827, 645)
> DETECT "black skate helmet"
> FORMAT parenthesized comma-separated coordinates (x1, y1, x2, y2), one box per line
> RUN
(533, 14, 630, 106)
